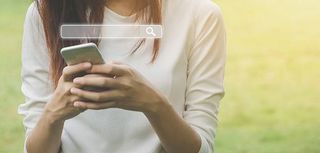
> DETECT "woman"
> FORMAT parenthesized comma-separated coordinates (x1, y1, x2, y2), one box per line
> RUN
(18, 0, 226, 153)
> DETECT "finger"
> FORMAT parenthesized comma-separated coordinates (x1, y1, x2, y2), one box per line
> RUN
(89, 64, 128, 77)
(73, 101, 117, 110)
(70, 87, 124, 102)
(70, 94, 89, 103)
(73, 75, 122, 89)
(63, 62, 92, 81)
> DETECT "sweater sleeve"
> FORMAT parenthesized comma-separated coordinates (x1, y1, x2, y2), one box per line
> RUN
(183, 1, 226, 153)
(17, 2, 53, 153)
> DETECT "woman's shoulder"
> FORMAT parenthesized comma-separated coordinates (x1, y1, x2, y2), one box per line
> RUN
(23, 2, 46, 42)
(190, 0, 222, 18)
(25, 2, 42, 28)
(166, 0, 223, 20)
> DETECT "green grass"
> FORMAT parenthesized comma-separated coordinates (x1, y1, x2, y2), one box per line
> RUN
(0, 0, 29, 153)
(214, 0, 320, 153)
(0, 0, 319, 153)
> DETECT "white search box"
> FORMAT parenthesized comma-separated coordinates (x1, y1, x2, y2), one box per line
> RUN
(60, 24, 163, 39)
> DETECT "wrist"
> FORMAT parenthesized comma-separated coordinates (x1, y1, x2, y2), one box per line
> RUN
(43, 106, 65, 126)
(144, 97, 172, 119)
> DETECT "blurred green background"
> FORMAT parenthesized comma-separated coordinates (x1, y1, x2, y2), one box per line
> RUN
(0, 0, 319, 153)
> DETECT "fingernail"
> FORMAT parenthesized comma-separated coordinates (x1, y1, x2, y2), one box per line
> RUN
(73, 102, 81, 107)
(70, 87, 80, 94)
(73, 78, 81, 84)
(84, 62, 92, 67)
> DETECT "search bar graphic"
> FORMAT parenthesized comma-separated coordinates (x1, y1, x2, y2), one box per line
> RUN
(60, 24, 163, 39)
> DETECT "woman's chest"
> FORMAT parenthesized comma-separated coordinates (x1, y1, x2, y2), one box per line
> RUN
(98, 38, 188, 108)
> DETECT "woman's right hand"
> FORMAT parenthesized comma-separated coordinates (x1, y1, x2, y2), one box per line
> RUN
(43, 62, 92, 123)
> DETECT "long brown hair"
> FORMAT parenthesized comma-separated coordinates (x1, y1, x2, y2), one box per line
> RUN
(35, 0, 162, 88)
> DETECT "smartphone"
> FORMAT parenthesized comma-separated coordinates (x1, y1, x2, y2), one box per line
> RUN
(60, 43, 105, 65)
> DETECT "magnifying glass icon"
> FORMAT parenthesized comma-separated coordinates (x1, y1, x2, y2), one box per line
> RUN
(146, 27, 156, 37)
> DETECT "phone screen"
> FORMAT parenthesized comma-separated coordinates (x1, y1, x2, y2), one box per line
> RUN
(61, 43, 105, 66)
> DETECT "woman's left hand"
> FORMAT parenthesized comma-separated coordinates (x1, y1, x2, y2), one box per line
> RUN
(70, 61, 168, 114)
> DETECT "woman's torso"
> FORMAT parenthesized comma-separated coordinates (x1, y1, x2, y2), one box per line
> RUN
(61, 0, 205, 152)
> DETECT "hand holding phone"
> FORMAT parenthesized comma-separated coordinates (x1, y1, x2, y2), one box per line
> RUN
(60, 43, 106, 92)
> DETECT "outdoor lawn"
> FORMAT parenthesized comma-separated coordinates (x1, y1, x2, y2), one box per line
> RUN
(0, 0, 319, 153)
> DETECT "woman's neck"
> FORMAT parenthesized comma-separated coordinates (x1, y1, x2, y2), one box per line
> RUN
(106, 0, 147, 16)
